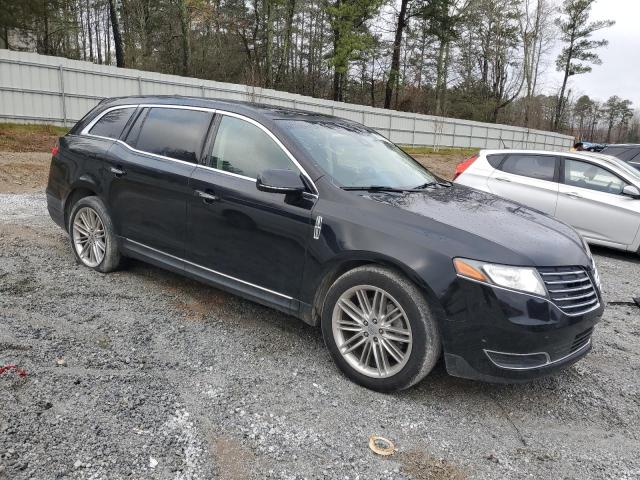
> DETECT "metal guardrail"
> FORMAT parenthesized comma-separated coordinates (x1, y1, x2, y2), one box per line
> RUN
(0, 49, 574, 150)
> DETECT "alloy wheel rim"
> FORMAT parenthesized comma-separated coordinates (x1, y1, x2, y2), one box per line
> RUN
(72, 207, 106, 268)
(332, 285, 412, 378)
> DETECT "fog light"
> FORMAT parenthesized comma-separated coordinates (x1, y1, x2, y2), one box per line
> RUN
(484, 350, 549, 370)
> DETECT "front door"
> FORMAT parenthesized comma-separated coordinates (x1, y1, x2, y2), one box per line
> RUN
(187, 113, 314, 303)
(556, 158, 640, 247)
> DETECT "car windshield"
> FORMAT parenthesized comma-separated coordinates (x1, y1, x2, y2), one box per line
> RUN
(280, 120, 437, 189)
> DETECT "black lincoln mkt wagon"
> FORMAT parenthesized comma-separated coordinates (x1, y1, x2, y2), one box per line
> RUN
(46, 96, 603, 391)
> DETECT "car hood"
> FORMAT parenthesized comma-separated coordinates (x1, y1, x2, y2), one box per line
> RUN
(361, 185, 590, 267)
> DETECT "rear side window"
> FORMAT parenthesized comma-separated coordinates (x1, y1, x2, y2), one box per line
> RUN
(499, 154, 557, 181)
(208, 115, 295, 178)
(487, 154, 505, 168)
(132, 107, 213, 163)
(89, 107, 135, 139)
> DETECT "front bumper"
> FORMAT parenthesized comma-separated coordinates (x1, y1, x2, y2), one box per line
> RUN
(440, 276, 603, 383)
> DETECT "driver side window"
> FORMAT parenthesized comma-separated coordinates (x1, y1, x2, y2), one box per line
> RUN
(564, 159, 626, 195)
(208, 115, 296, 179)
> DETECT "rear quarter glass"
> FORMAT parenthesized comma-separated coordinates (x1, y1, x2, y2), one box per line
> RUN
(486, 154, 505, 169)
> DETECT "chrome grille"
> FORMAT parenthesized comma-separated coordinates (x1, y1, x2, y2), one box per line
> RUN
(538, 266, 599, 315)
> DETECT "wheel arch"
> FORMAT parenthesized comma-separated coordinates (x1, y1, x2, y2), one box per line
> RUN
(307, 252, 442, 327)
(63, 179, 101, 230)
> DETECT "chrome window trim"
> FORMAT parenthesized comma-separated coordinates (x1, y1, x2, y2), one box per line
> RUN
(484, 338, 591, 371)
(195, 164, 255, 182)
(81, 104, 141, 134)
(80, 104, 319, 196)
(126, 238, 293, 300)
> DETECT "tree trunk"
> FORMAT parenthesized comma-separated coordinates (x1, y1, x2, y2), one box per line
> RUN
(95, 4, 102, 64)
(178, 0, 191, 76)
(370, 53, 376, 106)
(434, 39, 447, 115)
(43, 2, 50, 55)
(553, 31, 575, 131)
(105, 4, 112, 64)
(263, 0, 274, 87)
(384, 0, 409, 109)
(108, 0, 125, 67)
(86, 0, 94, 62)
(332, 25, 342, 101)
(275, 0, 296, 87)
(2, 26, 9, 50)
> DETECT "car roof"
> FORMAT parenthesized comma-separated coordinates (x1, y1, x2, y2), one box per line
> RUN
(99, 95, 351, 124)
(479, 149, 640, 183)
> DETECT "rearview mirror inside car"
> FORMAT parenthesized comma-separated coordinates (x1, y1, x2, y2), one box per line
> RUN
(256, 169, 306, 195)
(622, 185, 640, 199)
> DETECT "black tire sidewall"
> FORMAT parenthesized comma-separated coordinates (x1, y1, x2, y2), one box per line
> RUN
(68, 196, 120, 273)
(321, 266, 437, 392)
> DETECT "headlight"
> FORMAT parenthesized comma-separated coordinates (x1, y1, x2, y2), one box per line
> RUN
(581, 236, 602, 290)
(454, 258, 547, 297)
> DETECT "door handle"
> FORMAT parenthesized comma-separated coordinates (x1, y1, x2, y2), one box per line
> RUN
(494, 177, 511, 182)
(194, 189, 219, 203)
(110, 166, 126, 177)
(564, 191, 581, 198)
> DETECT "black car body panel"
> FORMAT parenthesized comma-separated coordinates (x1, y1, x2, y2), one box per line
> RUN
(601, 144, 640, 171)
(47, 96, 604, 383)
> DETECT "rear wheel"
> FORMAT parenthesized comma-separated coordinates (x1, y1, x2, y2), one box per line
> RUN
(68, 196, 121, 273)
(321, 265, 441, 391)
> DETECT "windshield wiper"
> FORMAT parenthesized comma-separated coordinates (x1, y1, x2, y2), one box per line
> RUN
(413, 182, 437, 189)
(343, 182, 451, 192)
(413, 180, 452, 189)
(342, 185, 411, 192)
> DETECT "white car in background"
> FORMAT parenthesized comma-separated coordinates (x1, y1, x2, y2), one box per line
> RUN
(453, 150, 640, 254)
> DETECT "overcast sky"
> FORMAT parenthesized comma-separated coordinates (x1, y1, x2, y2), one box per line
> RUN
(544, 0, 640, 108)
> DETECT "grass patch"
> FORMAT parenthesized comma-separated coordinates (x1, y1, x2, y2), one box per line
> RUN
(400, 145, 478, 156)
(0, 123, 68, 136)
(0, 123, 69, 152)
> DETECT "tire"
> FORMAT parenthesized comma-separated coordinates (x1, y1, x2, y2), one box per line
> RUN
(68, 196, 121, 273)
(321, 265, 441, 392)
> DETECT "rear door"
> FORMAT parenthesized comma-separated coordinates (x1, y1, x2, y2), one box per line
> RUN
(186, 113, 315, 304)
(556, 158, 640, 247)
(487, 153, 559, 215)
(104, 106, 214, 258)
(79, 105, 137, 189)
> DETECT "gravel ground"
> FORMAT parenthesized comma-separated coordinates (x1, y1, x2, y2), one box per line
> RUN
(1, 189, 639, 480)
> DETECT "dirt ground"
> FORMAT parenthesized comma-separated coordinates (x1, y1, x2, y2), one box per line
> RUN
(410, 152, 470, 180)
(1, 188, 639, 480)
(0, 124, 66, 153)
(1, 139, 639, 479)
(0, 152, 51, 194)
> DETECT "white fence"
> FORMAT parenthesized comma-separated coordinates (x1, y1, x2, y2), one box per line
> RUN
(0, 49, 573, 150)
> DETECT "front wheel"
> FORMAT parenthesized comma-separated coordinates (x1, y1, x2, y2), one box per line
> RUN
(321, 265, 441, 392)
(68, 196, 121, 273)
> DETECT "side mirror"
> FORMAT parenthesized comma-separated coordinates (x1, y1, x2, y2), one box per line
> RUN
(622, 185, 640, 199)
(256, 169, 306, 195)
